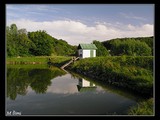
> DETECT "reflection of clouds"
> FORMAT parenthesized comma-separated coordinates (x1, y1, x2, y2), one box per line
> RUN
(47, 74, 79, 94)
(26, 86, 35, 94)
(94, 86, 110, 94)
(26, 73, 108, 95)
(96, 86, 105, 92)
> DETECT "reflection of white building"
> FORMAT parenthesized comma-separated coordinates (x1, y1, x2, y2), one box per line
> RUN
(77, 78, 96, 92)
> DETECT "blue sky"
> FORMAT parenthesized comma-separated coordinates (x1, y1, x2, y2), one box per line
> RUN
(6, 4, 154, 45)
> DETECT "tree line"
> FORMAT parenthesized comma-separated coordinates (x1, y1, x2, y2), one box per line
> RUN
(102, 37, 153, 56)
(6, 24, 76, 57)
(6, 23, 153, 57)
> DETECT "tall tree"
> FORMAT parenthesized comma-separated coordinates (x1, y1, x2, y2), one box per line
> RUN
(6, 24, 19, 57)
(28, 30, 54, 56)
(93, 40, 109, 56)
(17, 29, 35, 56)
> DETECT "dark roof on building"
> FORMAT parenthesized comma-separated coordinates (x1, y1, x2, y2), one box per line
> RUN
(78, 43, 97, 50)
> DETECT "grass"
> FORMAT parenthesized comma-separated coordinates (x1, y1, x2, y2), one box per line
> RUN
(48, 56, 72, 67)
(6, 56, 50, 64)
(68, 56, 153, 96)
(6, 55, 154, 115)
(128, 98, 154, 115)
(6, 56, 71, 65)
(7, 64, 49, 69)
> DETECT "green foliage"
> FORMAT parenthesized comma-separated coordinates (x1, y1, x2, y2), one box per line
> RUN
(28, 30, 54, 56)
(69, 56, 153, 96)
(93, 40, 109, 56)
(6, 56, 50, 64)
(103, 37, 153, 56)
(54, 39, 76, 56)
(6, 24, 19, 57)
(7, 24, 35, 57)
(17, 29, 35, 56)
(48, 56, 72, 67)
(128, 98, 153, 115)
(6, 56, 72, 66)
(10, 24, 18, 35)
(111, 56, 153, 71)
(6, 23, 76, 57)
(134, 37, 153, 55)
(6, 23, 153, 57)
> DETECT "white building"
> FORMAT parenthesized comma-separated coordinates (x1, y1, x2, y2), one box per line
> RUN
(78, 43, 97, 59)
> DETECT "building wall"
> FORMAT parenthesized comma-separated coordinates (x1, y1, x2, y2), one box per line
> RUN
(93, 50, 96, 57)
(82, 50, 90, 58)
(78, 49, 96, 59)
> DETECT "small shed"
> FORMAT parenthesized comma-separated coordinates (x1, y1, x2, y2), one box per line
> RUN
(78, 43, 97, 59)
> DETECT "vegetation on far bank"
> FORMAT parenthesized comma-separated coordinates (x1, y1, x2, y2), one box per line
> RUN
(6, 55, 153, 97)
(6, 24, 76, 57)
(6, 23, 153, 58)
(6, 23, 154, 115)
(102, 36, 153, 56)
(7, 56, 50, 64)
(6, 56, 71, 65)
(68, 56, 154, 115)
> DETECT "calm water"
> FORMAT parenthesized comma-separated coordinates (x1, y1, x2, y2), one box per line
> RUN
(6, 65, 141, 116)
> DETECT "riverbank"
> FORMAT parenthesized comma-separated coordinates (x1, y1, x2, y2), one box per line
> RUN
(7, 55, 153, 97)
(6, 55, 154, 115)
(6, 56, 71, 65)
(67, 56, 154, 115)
(69, 70, 153, 115)
(67, 56, 153, 97)
(128, 98, 153, 115)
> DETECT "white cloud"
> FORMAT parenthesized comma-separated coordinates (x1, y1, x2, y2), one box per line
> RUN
(7, 19, 154, 45)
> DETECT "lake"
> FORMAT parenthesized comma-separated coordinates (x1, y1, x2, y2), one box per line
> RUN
(6, 65, 143, 116)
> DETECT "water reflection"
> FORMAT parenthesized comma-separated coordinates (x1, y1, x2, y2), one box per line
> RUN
(46, 74, 79, 94)
(6, 65, 140, 115)
(77, 78, 97, 92)
(7, 66, 66, 100)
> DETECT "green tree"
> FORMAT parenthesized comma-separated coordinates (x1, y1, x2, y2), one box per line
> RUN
(6, 24, 19, 57)
(17, 29, 35, 56)
(93, 40, 109, 56)
(7, 24, 77, 57)
(103, 38, 152, 56)
(54, 39, 75, 56)
(28, 30, 54, 56)
(10, 24, 18, 35)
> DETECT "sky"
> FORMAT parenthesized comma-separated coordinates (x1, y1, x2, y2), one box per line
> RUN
(6, 4, 154, 45)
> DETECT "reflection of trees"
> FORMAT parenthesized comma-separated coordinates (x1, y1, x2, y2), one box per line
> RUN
(7, 67, 66, 100)
(7, 68, 30, 100)
(29, 69, 53, 94)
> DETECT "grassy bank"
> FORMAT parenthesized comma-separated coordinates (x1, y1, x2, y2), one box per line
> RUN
(6, 56, 71, 65)
(68, 56, 153, 97)
(47, 56, 72, 67)
(7, 64, 49, 69)
(6, 56, 50, 64)
(128, 98, 153, 115)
